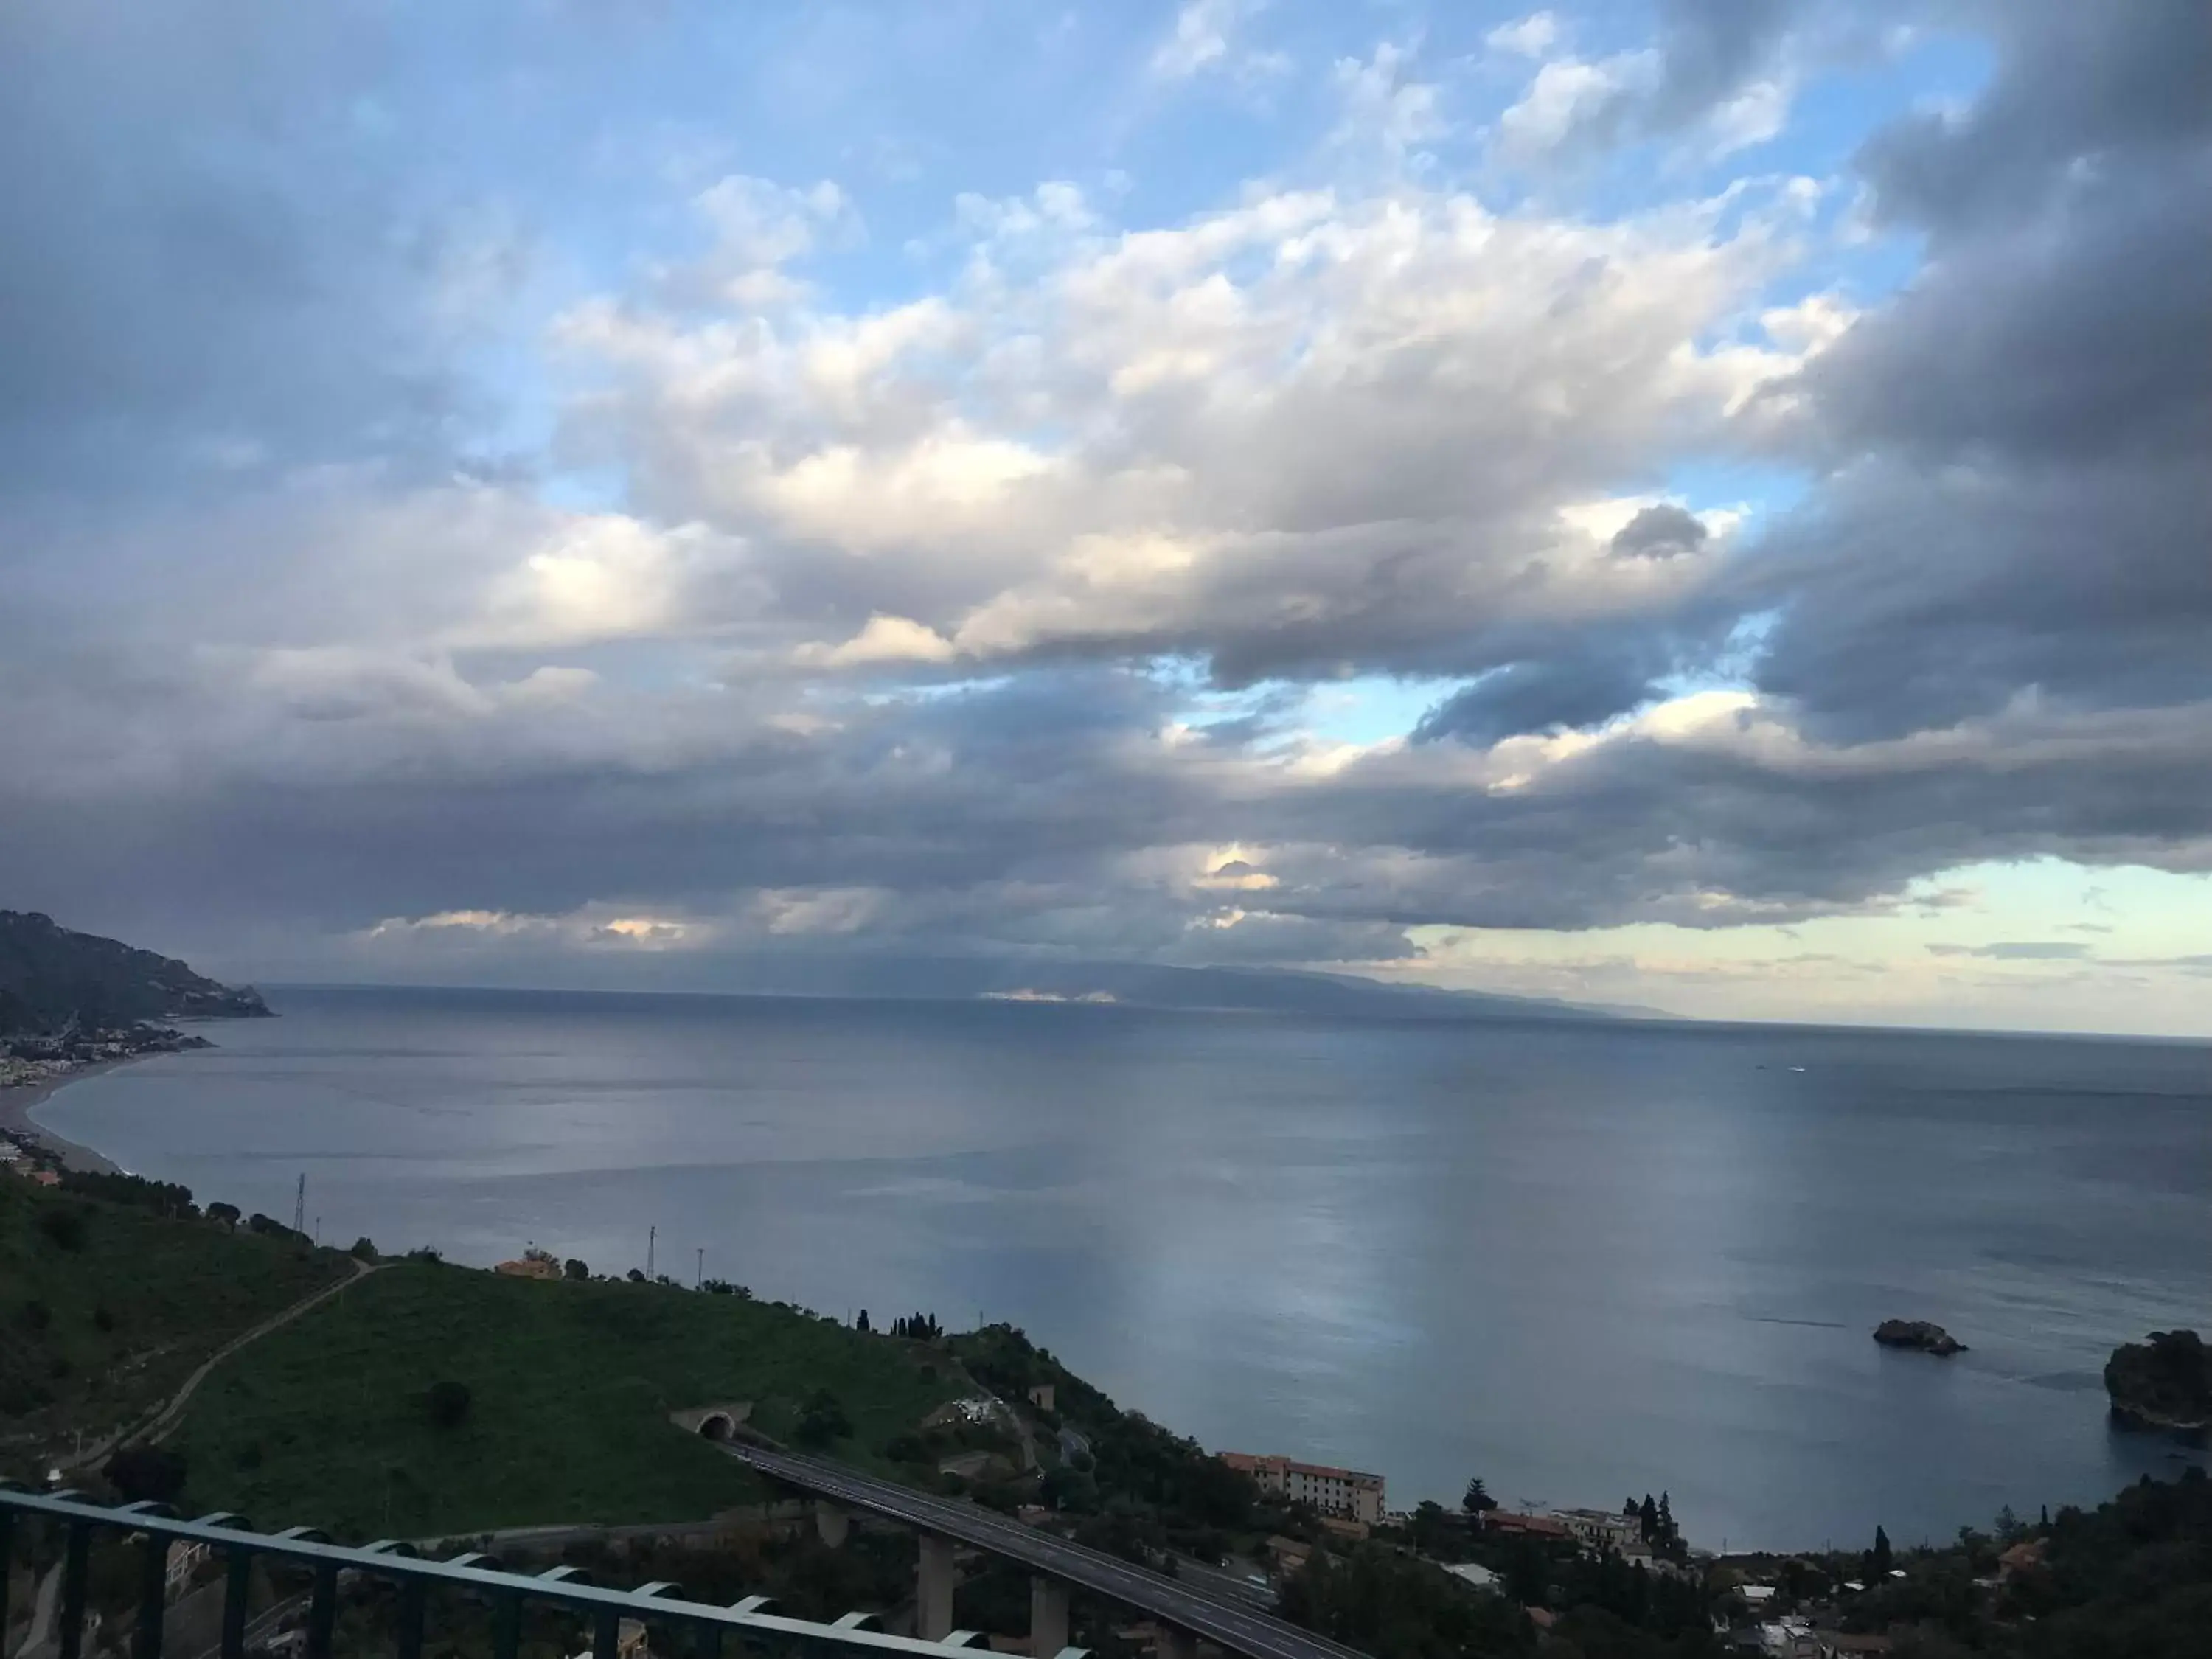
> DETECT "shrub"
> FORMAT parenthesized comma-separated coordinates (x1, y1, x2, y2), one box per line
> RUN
(92, 1304, 116, 1332)
(20, 1298, 52, 1330)
(37, 1206, 88, 1251)
(349, 1237, 378, 1262)
(564, 1258, 590, 1280)
(424, 1380, 473, 1430)
(794, 1389, 852, 1448)
(105, 1445, 189, 1506)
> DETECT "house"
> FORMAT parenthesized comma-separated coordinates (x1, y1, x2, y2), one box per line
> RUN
(1027, 1382, 1056, 1412)
(31, 1169, 60, 1187)
(1747, 1619, 1822, 1658)
(1556, 1507, 1644, 1554)
(1317, 1514, 1369, 1542)
(1221, 1452, 1386, 1525)
(1485, 1511, 1573, 1542)
(1265, 1535, 1312, 1575)
(1997, 1539, 2045, 1577)
(1823, 1635, 1893, 1655)
(495, 1255, 563, 1281)
(1444, 1562, 1502, 1593)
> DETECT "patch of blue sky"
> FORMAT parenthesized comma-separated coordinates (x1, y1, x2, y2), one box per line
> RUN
(859, 674, 1018, 707)
(1653, 609, 1780, 699)
(1295, 674, 1468, 745)
(1663, 459, 1812, 522)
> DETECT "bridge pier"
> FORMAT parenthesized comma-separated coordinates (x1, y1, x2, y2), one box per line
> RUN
(1028, 1576, 1070, 1658)
(917, 1532, 957, 1641)
(1155, 1625, 1197, 1659)
(814, 1502, 850, 1549)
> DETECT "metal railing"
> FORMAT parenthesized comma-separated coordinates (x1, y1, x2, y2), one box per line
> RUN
(1, 1486, 1084, 1659)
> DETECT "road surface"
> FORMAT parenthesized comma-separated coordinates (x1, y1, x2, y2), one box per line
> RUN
(714, 1442, 1369, 1659)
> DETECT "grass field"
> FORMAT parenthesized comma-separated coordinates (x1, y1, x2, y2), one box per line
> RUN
(0, 1175, 350, 1475)
(173, 1264, 975, 1540)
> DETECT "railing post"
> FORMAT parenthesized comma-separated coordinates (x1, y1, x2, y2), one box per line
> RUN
(492, 1589, 522, 1659)
(394, 1579, 426, 1659)
(58, 1521, 91, 1659)
(306, 1559, 338, 1659)
(593, 1604, 620, 1659)
(220, 1546, 253, 1659)
(0, 1506, 13, 1646)
(135, 1529, 172, 1659)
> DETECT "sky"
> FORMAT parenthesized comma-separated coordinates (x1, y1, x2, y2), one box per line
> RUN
(3, 0, 2210, 1036)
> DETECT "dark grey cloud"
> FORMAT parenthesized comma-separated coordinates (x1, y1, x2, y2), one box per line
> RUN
(0, 4, 495, 502)
(1412, 644, 1666, 746)
(1610, 504, 1708, 559)
(1740, 0, 2212, 745)
(2, 0, 2210, 1003)
(1856, 1, 2212, 237)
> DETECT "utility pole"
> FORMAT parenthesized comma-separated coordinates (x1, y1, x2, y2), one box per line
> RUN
(647, 1225, 655, 1280)
(293, 1173, 306, 1235)
(695, 1247, 703, 1289)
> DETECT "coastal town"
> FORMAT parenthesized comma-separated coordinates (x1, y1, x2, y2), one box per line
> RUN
(0, 1020, 215, 1091)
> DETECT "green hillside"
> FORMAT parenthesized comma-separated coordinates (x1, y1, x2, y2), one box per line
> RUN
(0, 1175, 350, 1472)
(0, 910, 269, 1032)
(173, 1264, 973, 1540)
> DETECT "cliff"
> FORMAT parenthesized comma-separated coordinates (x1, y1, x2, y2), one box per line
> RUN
(0, 911, 271, 1033)
(2106, 1329, 2212, 1436)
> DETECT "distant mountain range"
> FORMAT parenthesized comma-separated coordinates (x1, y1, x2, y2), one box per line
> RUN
(1, 908, 1639, 1029)
(521, 950, 1646, 1023)
(0, 911, 271, 1032)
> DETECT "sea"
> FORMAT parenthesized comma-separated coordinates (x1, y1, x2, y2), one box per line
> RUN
(35, 984, 2212, 1551)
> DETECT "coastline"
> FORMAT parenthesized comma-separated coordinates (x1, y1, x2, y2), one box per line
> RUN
(0, 1056, 142, 1174)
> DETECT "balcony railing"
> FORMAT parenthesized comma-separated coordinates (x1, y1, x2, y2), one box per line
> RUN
(1, 1486, 1079, 1659)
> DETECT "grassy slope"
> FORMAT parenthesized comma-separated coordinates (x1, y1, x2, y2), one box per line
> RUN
(0, 1177, 349, 1470)
(174, 1264, 972, 1540)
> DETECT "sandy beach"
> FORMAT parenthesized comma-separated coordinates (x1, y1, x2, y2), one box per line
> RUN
(0, 1057, 139, 1174)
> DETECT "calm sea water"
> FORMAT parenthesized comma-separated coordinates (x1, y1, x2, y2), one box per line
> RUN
(38, 986, 2212, 1549)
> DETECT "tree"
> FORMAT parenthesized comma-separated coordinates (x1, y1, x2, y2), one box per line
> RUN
(855, 1308, 870, 1332)
(1872, 1525, 1893, 1577)
(424, 1380, 473, 1430)
(794, 1388, 852, 1448)
(349, 1237, 378, 1261)
(1461, 1475, 1497, 1515)
(206, 1201, 240, 1228)
(1658, 1490, 1675, 1544)
(564, 1258, 590, 1280)
(105, 1445, 188, 1506)
(1409, 1500, 1457, 1557)
(1639, 1494, 1659, 1541)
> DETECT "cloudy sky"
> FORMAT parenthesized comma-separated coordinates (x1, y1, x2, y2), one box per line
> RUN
(4, 0, 2209, 1035)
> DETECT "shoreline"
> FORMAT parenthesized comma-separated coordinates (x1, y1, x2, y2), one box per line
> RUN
(0, 1055, 145, 1174)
